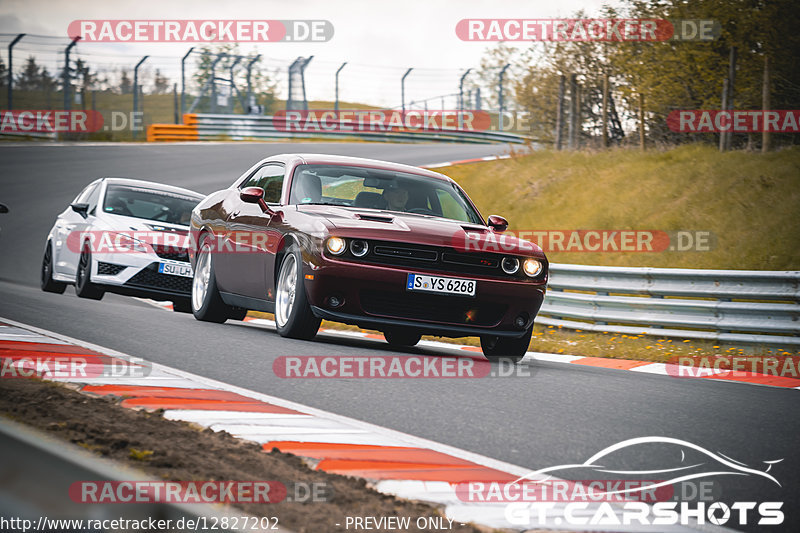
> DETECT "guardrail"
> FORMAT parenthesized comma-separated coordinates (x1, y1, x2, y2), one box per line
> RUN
(0, 417, 290, 532)
(147, 113, 528, 144)
(538, 264, 800, 346)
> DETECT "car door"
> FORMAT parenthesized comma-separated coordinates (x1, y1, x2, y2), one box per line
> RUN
(216, 163, 285, 298)
(54, 180, 102, 278)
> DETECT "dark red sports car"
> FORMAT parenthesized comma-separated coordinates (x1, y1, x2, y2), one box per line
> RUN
(189, 154, 547, 361)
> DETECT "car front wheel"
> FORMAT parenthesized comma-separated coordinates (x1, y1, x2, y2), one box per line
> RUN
(275, 248, 320, 340)
(480, 327, 532, 363)
(75, 245, 104, 300)
(41, 242, 66, 294)
(191, 235, 230, 323)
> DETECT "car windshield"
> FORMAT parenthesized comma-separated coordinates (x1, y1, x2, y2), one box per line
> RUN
(102, 185, 201, 226)
(288, 164, 483, 224)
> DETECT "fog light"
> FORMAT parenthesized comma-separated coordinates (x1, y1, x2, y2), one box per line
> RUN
(523, 258, 543, 277)
(501, 256, 520, 274)
(326, 236, 346, 255)
(514, 313, 529, 329)
(350, 239, 369, 257)
(326, 295, 344, 308)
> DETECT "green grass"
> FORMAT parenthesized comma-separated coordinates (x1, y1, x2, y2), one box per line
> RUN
(443, 144, 800, 270)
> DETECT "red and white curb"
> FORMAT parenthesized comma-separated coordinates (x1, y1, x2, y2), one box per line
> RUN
(144, 300, 800, 391)
(422, 154, 511, 169)
(1, 316, 734, 532)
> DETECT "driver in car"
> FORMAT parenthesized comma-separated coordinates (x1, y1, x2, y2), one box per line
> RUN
(382, 183, 409, 212)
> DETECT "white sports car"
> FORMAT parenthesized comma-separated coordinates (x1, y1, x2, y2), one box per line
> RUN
(41, 177, 204, 312)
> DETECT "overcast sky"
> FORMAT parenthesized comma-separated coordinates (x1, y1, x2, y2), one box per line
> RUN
(1, 0, 620, 107)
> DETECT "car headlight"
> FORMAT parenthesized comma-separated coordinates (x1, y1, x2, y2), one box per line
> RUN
(522, 258, 543, 277)
(326, 236, 346, 255)
(501, 256, 520, 274)
(112, 233, 150, 253)
(350, 239, 369, 257)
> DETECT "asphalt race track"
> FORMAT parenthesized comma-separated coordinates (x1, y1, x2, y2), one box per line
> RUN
(1, 142, 798, 532)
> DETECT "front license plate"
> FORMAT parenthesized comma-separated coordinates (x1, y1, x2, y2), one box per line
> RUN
(158, 261, 193, 278)
(406, 273, 476, 297)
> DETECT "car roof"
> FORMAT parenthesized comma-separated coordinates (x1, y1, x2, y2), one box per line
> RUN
(268, 154, 454, 183)
(100, 177, 204, 199)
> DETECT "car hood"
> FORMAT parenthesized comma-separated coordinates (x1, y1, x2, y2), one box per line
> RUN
(296, 205, 544, 257)
(95, 214, 190, 245)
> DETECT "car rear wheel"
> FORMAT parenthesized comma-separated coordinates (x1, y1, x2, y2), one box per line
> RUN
(480, 327, 532, 363)
(75, 246, 104, 300)
(41, 242, 66, 294)
(275, 249, 320, 340)
(383, 328, 422, 347)
(191, 235, 229, 323)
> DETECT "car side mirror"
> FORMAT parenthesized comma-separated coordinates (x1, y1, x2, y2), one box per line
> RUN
(240, 187, 273, 214)
(70, 203, 89, 218)
(0, 203, 8, 214)
(487, 214, 508, 232)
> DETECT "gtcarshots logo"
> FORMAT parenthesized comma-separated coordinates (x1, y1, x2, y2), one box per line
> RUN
(497, 437, 784, 528)
(68, 20, 333, 42)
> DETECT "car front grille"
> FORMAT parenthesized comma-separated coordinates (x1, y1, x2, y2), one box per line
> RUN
(360, 290, 506, 327)
(152, 244, 190, 263)
(125, 263, 192, 295)
(353, 240, 519, 277)
(97, 262, 126, 275)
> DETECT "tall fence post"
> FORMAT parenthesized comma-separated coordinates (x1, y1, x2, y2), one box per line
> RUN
(602, 74, 609, 148)
(210, 53, 227, 114)
(401, 68, 413, 113)
(180, 47, 194, 119)
(555, 74, 565, 150)
(459, 68, 472, 110)
(173, 83, 178, 124)
(719, 78, 728, 152)
(63, 37, 80, 112)
(132, 55, 148, 141)
(762, 55, 771, 153)
(245, 55, 260, 113)
(638, 93, 646, 151)
(335, 62, 347, 112)
(228, 56, 242, 113)
(567, 74, 577, 150)
(498, 63, 510, 131)
(7, 33, 25, 110)
(725, 46, 737, 151)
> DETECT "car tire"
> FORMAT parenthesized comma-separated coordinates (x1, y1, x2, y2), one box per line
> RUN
(75, 245, 104, 300)
(480, 327, 532, 363)
(172, 299, 192, 313)
(275, 247, 320, 340)
(383, 328, 422, 347)
(41, 242, 66, 294)
(191, 234, 230, 323)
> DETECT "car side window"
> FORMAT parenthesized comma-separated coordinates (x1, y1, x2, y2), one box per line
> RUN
(240, 164, 285, 203)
